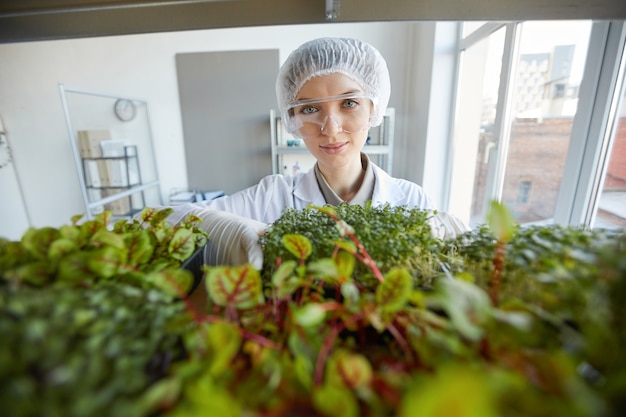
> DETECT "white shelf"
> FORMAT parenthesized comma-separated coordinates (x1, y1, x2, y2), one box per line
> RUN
(270, 107, 395, 175)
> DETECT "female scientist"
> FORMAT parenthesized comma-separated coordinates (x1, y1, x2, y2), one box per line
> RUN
(168, 37, 464, 268)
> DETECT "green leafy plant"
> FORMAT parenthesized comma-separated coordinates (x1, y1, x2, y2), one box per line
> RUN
(0, 208, 207, 417)
(260, 202, 440, 286)
(0, 207, 207, 293)
(2, 202, 626, 417)
(147, 202, 626, 417)
(0, 281, 190, 417)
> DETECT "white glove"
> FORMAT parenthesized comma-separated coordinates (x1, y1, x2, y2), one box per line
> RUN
(428, 211, 470, 240)
(187, 209, 267, 270)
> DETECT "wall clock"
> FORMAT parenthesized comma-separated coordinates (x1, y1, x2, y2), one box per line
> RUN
(114, 99, 137, 122)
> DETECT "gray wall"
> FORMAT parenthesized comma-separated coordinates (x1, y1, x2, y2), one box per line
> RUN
(176, 49, 278, 194)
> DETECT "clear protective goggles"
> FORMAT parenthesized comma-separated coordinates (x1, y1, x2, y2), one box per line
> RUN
(285, 93, 375, 139)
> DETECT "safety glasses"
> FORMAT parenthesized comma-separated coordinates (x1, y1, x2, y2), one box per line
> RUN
(285, 93, 375, 139)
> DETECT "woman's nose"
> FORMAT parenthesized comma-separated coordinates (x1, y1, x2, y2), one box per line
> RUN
(320, 115, 342, 136)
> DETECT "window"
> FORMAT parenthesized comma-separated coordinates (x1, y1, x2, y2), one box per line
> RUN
(448, 20, 625, 229)
(517, 181, 532, 204)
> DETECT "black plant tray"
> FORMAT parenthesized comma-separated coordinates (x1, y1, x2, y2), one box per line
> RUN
(181, 245, 205, 294)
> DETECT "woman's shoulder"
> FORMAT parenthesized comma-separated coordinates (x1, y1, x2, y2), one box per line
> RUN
(370, 163, 435, 210)
(257, 172, 307, 187)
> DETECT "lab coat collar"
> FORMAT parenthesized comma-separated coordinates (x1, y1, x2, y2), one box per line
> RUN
(371, 163, 408, 206)
(293, 168, 327, 206)
(293, 156, 408, 207)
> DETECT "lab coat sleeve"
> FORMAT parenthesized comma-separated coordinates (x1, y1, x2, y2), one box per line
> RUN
(194, 175, 298, 224)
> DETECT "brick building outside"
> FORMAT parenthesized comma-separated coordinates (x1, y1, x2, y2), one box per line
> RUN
(472, 116, 626, 226)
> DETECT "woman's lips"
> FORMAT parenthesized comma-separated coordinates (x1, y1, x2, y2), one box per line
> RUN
(320, 142, 348, 154)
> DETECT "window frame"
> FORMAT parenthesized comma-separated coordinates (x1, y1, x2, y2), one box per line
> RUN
(554, 21, 626, 227)
(451, 20, 626, 228)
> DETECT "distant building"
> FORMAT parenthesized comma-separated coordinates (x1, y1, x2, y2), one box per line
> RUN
(514, 45, 576, 119)
(473, 44, 625, 226)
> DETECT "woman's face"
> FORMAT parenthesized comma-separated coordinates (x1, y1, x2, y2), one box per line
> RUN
(294, 73, 372, 171)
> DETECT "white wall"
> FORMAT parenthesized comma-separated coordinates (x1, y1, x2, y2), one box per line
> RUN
(0, 21, 441, 240)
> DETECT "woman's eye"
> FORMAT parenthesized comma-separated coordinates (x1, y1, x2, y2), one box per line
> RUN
(300, 105, 318, 115)
(343, 99, 359, 108)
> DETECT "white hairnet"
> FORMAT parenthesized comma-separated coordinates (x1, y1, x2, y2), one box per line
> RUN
(276, 37, 391, 135)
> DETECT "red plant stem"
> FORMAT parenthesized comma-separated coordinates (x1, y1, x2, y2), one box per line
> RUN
(225, 305, 239, 323)
(314, 322, 346, 386)
(323, 211, 385, 283)
(240, 328, 284, 351)
(386, 322, 413, 365)
(489, 240, 505, 307)
(345, 232, 384, 282)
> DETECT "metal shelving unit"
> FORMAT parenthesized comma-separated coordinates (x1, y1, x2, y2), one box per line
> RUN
(270, 107, 395, 175)
(59, 84, 162, 220)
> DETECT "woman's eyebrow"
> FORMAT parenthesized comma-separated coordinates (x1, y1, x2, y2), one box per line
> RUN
(295, 90, 364, 101)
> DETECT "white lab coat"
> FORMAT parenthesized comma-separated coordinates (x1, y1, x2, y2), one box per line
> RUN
(168, 162, 435, 225)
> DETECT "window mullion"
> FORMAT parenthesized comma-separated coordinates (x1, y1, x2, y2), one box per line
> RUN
(458, 22, 507, 51)
(483, 22, 521, 210)
(553, 21, 626, 226)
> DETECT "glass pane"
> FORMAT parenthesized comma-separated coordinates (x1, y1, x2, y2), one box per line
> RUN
(449, 26, 505, 226)
(500, 21, 592, 224)
(462, 21, 488, 38)
(594, 81, 626, 230)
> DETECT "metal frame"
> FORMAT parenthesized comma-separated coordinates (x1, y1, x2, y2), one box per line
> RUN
(58, 83, 161, 220)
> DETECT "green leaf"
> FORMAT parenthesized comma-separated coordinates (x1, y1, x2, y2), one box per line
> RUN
(173, 376, 241, 417)
(21, 227, 60, 259)
(48, 238, 78, 260)
(79, 218, 108, 238)
(205, 321, 242, 377)
(90, 229, 126, 250)
(271, 260, 301, 298)
(148, 207, 174, 227)
(376, 267, 412, 313)
(313, 205, 337, 218)
(57, 252, 94, 282)
(341, 282, 360, 306)
(206, 264, 264, 309)
(271, 260, 297, 287)
(168, 228, 196, 262)
(59, 224, 81, 242)
(138, 376, 182, 415)
(334, 240, 357, 254)
(292, 303, 326, 327)
(294, 354, 314, 390)
(124, 231, 155, 266)
(327, 349, 373, 390)
(153, 227, 171, 246)
(87, 247, 126, 279)
(429, 278, 492, 341)
(487, 200, 516, 242)
(306, 258, 338, 280)
(4, 262, 51, 285)
(398, 365, 499, 417)
(0, 240, 26, 273)
(145, 269, 193, 296)
(334, 250, 355, 280)
(312, 382, 359, 417)
(282, 234, 312, 261)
